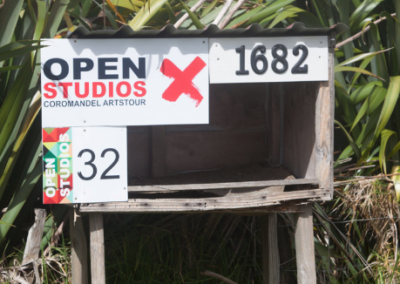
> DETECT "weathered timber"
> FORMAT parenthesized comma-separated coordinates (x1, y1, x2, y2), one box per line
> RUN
(261, 214, 280, 284)
(22, 209, 46, 265)
(295, 204, 316, 284)
(151, 126, 166, 177)
(89, 213, 105, 284)
(128, 178, 319, 192)
(70, 209, 88, 284)
(315, 35, 335, 199)
(80, 188, 328, 213)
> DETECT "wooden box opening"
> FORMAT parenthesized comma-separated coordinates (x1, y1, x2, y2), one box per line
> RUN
(126, 81, 328, 200)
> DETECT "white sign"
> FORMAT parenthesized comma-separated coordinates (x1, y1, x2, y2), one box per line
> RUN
(42, 126, 127, 204)
(209, 36, 328, 83)
(41, 38, 209, 127)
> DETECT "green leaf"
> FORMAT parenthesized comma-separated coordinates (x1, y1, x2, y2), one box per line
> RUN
(337, 48, 393, 67)
(0, 0, 24, 48)
(33, 0, 48, 41)
(0, 66, 22, 73)
(43, 0, 70, 38)
(349, 0, 383, 30)
(374, 76, 400, 140)
(379, 130, 396, 174)
(334, 66, 384, 81)
(350, 81, 382, 104)
(111, 0, 144, 9)
(245, 0, 295, 26)
(178, 0, 204, 29)
(201, 0, 219, 17)
(128, 0, 169, 30)
(335, 120, 361, 159)
(350, 85, 386, 132)
(268, 6, 304, 28)
(0, 141, 41, 244)
(225, 6, 263, 29)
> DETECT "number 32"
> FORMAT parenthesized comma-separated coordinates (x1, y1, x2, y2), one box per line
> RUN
(77, 148, 120, 180)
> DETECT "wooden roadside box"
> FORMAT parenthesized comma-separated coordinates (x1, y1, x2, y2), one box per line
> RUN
(40, 23, 347, 284)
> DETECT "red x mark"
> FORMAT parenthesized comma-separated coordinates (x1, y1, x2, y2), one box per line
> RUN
(160, 57, 206, 107)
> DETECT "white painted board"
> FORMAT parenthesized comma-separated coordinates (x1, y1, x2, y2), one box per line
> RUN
(42, 126, 127, 204)
(40, 38, 209, 127)
(209, 36, 328, 83)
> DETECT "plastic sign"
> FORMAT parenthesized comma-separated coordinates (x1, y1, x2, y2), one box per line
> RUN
(41, 38, 209, 127)
(42, 127, 127, 204)
(209, 36, 329, 83)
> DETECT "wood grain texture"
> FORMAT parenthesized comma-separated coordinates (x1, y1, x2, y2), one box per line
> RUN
(266, 83, 282, 166)
(79, 188, 328, 213)
(22, 209, 46, 265)
(282, 81, 319, 179)
(261, 214, 280, 284)
(152, 126, 166, 177)
(295, 204, 316, 284)
(127, 128, 151, 178)
(89, 213, 105, 284)
(315, 36, 335, 199)
(164, 130, 266, 175)
(128, 178, 319, 192)
(70, 209, 88, 284)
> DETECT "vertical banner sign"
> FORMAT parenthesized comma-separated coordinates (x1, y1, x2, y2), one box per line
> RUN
(42, 127, 127, 204)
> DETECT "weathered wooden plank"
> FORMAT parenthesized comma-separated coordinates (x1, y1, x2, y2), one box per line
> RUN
(80, 188, 328, 213)
(266, 83, 282, 166)
(129, 178, 319, 192)
(164, 130, 266, 175)
(89, 213, 105, 284)
(127, 129, 151, 178)
(22, 209, 46, 265)
(282, 81, 319, 179)
(315, 35, 335, 199)
(70, 209, 88, 284)
(295, 204, 316, 284)
(151, 126, 166, 177)
(261, 213, 280, 284)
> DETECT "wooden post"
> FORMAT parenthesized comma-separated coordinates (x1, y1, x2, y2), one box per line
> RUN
(89, 213, 106, 284)
(70, 208, 88, 284)
(22, 209, 46, 265)
(295, 204, 316, 284)
(261, 213, 280, 284)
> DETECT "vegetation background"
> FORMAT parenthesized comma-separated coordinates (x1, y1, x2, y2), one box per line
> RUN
(0, 0, 400, 283)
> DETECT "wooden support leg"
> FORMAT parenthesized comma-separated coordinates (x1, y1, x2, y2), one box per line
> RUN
(70, 208, 88, 284)
(89, 213, 105, 284)
(295, 204, 316, 284)
(261, 213, 280, 284)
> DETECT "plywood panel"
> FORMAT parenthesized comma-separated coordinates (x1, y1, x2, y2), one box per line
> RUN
(164, 131, 266, 175)
(127, 127, 151, 179)
(166, 83, 267, 132)
(282, 82, 319, 179)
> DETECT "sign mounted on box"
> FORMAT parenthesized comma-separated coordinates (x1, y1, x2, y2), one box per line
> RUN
(209, 36, 328, 84)
(42, 126, 127, 204)
(41, 38, 209, 128)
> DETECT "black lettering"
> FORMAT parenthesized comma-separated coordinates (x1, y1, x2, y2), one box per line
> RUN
(109, 100, 114, 106)
(73, 58, 94, 79)
(79, 101, 85, 107)
(62, 101, 67, 107)
(123, 57, 146, 79)
(50, 101, 55, 107)
(98, 58, 118, 79)
(103, 100, 108, 106)
(44, 101, 49, 107)
(56, 101, 61, 107)
(68, 101, 74, 107)
(43, 58, 69, 80)
(86, 101, 90, 106)
(141, 99, 145, 105)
